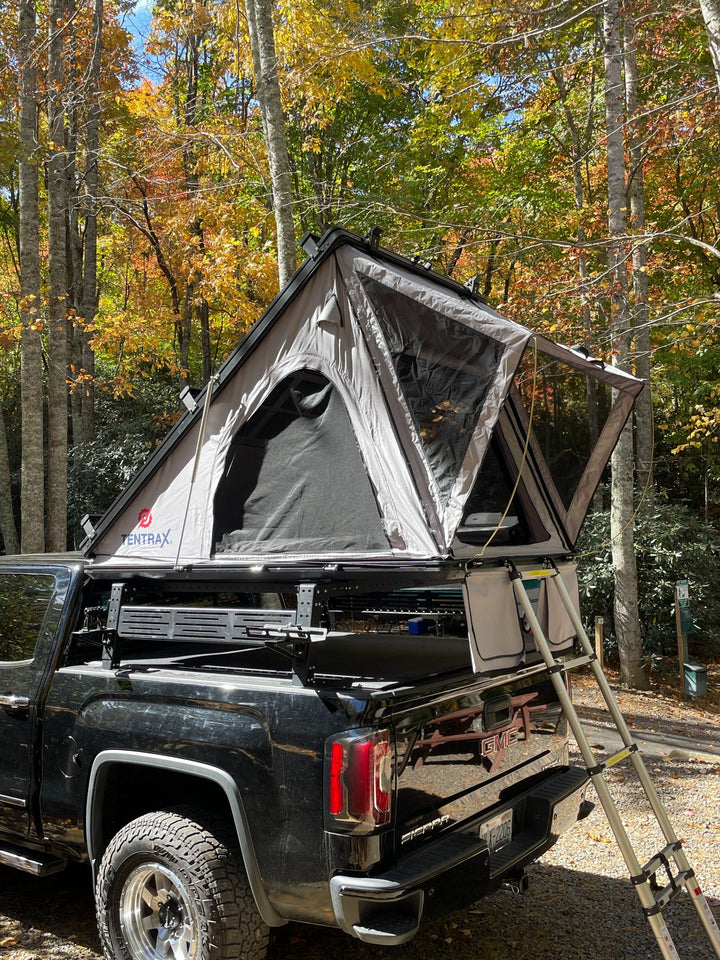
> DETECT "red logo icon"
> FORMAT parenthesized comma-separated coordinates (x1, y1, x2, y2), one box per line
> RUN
(138, 509, 153, 528)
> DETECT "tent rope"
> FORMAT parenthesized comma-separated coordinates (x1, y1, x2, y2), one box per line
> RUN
(475, 336, 539, 559)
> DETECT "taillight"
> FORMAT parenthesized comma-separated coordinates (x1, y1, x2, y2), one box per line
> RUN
(325, 728, 393, 834)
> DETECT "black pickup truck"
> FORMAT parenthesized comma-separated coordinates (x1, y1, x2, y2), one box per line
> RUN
(2, 230, 642, 960)
(0, 553, 590, 960)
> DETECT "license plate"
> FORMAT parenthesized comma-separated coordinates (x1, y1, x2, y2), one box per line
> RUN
(479, 809, 513, 852)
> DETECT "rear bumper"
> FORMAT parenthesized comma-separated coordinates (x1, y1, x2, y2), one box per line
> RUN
(329, 764, 590, 946)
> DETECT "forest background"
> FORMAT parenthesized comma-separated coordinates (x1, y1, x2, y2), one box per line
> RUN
(1, 0, 719, 687)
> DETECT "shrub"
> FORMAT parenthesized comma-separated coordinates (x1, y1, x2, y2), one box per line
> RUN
(575, 497, 720, 667)
(67, 379, 179, 548)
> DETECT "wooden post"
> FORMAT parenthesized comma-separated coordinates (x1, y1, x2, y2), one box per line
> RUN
(675, 580, 689, 693)
(595, 616, 604, 670)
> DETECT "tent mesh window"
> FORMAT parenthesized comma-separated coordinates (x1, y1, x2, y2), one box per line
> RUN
(358, 274, 505, 503)
(514, 349, 611, 511)
(213, 370, 389, 555)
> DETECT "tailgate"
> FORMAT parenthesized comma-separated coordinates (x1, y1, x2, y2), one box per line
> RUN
(327, 666, 589, 945)
(390, 668, 570, 851)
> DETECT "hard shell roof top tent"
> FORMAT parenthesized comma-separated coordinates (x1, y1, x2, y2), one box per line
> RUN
(82, 227, 642, 572)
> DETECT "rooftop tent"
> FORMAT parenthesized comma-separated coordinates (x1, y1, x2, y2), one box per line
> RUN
(84, 228, 642, 568)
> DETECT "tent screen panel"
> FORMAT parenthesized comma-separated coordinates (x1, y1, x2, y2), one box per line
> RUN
(514, 349, 611, 511)
(359, 274, 505, 503)
(213, 371, 389, 555)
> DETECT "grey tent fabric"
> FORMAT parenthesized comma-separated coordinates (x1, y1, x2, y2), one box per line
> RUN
(213, 372, 388, 555)
(463, 562, 579, 672)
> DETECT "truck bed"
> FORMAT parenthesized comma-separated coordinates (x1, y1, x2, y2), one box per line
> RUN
(81, 631, 472, 684)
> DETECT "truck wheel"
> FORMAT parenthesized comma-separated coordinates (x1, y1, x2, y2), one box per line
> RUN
(96, 806, 269, 960)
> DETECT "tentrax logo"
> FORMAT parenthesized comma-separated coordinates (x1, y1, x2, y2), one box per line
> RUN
(137, 508, 153, 528)
(121, 530, 172, 547)
(120, 507, 171, 547)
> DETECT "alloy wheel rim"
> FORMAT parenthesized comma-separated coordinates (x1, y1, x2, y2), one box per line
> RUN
(119, 862, 199, 960)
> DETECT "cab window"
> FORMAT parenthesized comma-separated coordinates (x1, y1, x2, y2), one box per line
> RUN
(0, 573, 58, 663)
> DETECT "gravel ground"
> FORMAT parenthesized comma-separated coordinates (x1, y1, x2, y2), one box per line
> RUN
(1, 671, 718, 960)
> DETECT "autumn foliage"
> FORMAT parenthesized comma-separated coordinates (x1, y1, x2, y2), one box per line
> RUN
(0, 0, 718, 545)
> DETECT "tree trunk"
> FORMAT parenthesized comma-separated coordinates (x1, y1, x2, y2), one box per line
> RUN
(623, 9, 653, 494)
(0, 407, 20, 555)
(245, 0, 296, 287)
(603, 0, 648, 689)
(18, 0, 45, 554)
(169, 5, 213, 385)
(80, 0, 103, 443)
(549, 54, 603, 509)
(47, 0, 69, 552)
(200, 299, 211, 384)
(65, 0, 84, 447)
(698, 0, 720, 91)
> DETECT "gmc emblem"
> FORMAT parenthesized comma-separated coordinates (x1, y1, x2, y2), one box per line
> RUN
(479, 727, 520, 756)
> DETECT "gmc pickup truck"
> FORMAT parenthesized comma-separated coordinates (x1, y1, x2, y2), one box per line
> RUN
(0, 554, 590, 960)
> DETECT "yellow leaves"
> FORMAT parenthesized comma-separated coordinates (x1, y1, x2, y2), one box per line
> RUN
(18, 294, 37, 310)
(671, 404, 720, 454)
(273, 0, 385, 112)
(302, 135, 322, 155)
(587, 831, 612, 843)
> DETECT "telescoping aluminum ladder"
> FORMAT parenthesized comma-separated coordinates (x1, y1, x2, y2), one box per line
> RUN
(508, 559, 720, 960)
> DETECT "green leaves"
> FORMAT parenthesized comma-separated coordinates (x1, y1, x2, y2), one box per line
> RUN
(577, 498, 720, 665)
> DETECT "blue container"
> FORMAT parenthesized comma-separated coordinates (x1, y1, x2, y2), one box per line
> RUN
(684, 661, 707, 698)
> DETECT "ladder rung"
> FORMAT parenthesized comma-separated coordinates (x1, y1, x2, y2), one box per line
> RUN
(640, 842, 683, 881)
(587, 743, 638, 777)
(643, 870, 694, 917)
(549, 652, 597, 674)
(605, 743, 638, 768)
(519, 568, 554, 580)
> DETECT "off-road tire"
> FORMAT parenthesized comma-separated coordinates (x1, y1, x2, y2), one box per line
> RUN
(95, 806, 269, 960)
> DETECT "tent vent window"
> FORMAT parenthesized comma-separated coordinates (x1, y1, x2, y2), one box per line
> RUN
(213, 371, 388, 555)
(514, 350, 611, 511)
(359, 274, 504, 504)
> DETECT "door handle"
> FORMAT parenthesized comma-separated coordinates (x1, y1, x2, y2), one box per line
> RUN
(0, 694, 30, 712)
